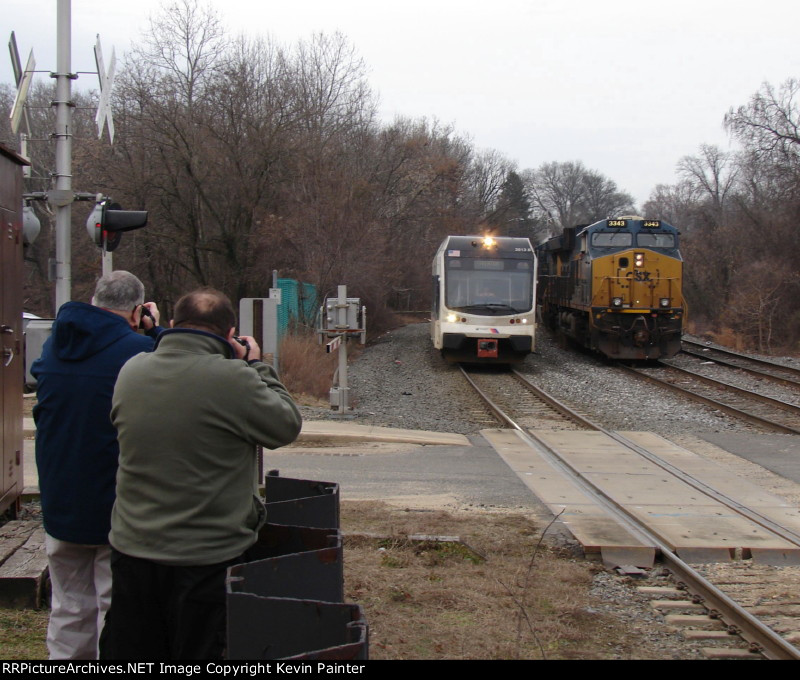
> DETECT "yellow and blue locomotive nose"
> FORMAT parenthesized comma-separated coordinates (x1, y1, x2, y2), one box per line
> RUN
(536, 217, 684, 360)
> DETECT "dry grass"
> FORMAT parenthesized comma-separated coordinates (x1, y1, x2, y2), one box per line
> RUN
(0, 500, 669, 660)
(341, 502, 653, 660)
(0, 609, 48, 659)
(278, 332, 367, 404)
(278, 333, 338, 402)
(277, 313, 426, 403)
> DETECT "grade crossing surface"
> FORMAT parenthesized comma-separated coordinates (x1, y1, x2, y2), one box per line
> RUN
(483, 428, 800, 567)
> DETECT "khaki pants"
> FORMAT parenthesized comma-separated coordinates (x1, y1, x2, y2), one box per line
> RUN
(45, 534, 111, 660)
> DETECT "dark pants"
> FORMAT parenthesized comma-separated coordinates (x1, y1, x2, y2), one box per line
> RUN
(99, 548, 249, 660)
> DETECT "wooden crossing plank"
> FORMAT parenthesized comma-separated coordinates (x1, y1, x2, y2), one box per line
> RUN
(483, 428, 800, 565)
(0, 519, 39, 568)
(621, 431, 800, 528)
(480, 429, 656, 568)
(0, 526, 48, 608)
(531, 430, 800, 564)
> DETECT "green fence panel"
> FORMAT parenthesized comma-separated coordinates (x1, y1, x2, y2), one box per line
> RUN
(277, 279, 318, 337)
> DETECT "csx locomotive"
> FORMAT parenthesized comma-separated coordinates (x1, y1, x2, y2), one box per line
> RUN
(431, 235, 537, 363)
(536, 217, 683, 360)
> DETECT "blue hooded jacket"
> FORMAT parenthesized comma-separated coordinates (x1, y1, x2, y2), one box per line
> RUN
(32, 301, 158, 544)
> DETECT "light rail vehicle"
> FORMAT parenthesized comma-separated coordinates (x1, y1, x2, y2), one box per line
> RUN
(431, 235, 537, 364)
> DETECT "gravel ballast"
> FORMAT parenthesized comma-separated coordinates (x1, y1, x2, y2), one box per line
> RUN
(304, 321, 763, 436)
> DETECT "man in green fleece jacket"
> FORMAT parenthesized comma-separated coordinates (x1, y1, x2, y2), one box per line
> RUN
(99, 287, 302, 660)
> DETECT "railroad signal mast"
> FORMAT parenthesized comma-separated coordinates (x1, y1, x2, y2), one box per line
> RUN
(8, 0, 144, 313)
(317, 285, 367, 415)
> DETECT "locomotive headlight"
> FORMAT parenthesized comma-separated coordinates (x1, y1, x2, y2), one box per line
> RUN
(612, 297, 623, 307)
(634, 252, 645, 267)
(446, 313, 458, 323)
(483, 236, 496, 247)
(659, 297, 670, 308)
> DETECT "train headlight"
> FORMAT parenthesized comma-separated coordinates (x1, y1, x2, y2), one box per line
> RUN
(612, 297, 623, 307)
(659, 297, 670, 308)
(482, 236, 496, 248)
(634, 252, 645, 267)
(446, 313, 458, 323)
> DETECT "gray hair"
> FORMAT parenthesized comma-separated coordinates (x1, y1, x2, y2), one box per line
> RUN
(92, 271, 145, 311)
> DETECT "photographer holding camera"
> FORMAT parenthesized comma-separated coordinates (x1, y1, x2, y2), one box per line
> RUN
(32, 270, 162, 659)
(99, 287, 302, 660)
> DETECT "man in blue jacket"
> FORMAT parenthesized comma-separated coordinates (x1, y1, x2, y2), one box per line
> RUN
(32, 270, 162, 660)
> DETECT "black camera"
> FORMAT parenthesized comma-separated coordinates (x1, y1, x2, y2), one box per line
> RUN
(233, 336, 250, 355)
(139, 305, 154, 329)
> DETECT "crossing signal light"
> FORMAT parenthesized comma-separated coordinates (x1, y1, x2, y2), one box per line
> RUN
(86, 198, 148, 252)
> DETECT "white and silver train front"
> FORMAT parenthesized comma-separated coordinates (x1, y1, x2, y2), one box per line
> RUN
(431, 235, 537, 363)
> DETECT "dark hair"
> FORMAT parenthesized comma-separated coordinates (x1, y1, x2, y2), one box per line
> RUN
(172, 287, 236, 338)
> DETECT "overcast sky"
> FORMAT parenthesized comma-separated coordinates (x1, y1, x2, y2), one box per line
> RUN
(4, 0, 798, 205)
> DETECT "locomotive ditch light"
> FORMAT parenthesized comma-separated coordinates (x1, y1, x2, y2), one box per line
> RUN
(446, 313, 458, 323)
(659, 298, 670, 308)
(634, 252, 645, 267)
(612, 297, 623, 307)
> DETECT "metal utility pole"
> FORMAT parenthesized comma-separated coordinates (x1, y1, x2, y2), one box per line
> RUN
(51, 0, 74, 310)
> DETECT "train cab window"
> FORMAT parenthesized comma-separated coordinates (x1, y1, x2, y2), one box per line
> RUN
(637, 232, 675, 248)
(444, 258, 534, 313)
(591, 232, 633, 247)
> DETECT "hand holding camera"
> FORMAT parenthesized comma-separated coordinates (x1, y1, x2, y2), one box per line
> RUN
(139, 302, 160, 331)
(230, 334, 261, 362)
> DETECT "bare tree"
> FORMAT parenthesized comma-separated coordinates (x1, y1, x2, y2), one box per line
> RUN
(725, 78, 800, 163)
(522, 161, 634, 235)
(676, 144, 738, 224)
(579, 169, 635, 223)
(524, 161, 586, 232)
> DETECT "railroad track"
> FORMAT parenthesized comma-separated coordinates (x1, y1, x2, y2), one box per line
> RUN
(682, 340, 800, 390)
(620, 362, 800, 435)
(458, 366, 593, 431)
(458, 364, 800, 659)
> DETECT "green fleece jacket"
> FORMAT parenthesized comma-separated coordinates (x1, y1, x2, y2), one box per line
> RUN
(109, 329, 302, 566)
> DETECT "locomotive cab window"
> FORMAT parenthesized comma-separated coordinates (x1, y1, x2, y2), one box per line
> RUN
(591, 232, 633, 247)
(636, 232, 676, 248)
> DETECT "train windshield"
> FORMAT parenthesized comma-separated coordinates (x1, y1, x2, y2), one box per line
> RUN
(637, 232, 676, 248)
(445, 259, 534, 314)
(591, 232, 633, 247)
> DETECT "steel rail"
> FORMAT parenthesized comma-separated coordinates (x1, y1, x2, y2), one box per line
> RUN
(680, 348, 800, 390)
(661, 362, 800, 414)
(509, 370, 800, 548)
(459, 364, 800, 659)
(618, 364, 800, 435)
(682, 339, 800, 381)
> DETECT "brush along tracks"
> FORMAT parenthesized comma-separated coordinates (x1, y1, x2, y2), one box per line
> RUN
(459, 364, 800, 659)
(620, 361, 800, 435)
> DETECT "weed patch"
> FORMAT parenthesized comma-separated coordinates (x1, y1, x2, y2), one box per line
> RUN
(342, 501, 668, 660)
